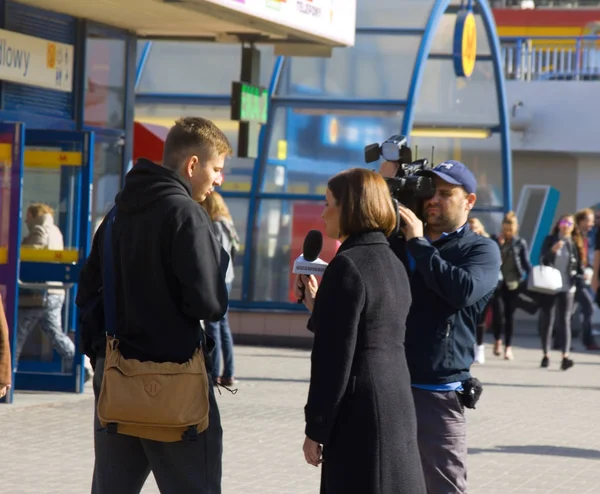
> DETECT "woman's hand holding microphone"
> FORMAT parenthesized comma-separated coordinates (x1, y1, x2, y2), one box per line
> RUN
(295, 274, 319, 312)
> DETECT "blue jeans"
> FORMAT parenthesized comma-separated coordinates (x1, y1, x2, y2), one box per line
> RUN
(206, 284, 234, 379)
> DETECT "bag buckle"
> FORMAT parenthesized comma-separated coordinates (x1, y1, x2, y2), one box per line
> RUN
(182, 426, 199, 442)
(106, 423, 118, 435)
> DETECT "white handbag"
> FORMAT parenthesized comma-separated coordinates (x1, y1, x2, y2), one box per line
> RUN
(527, 265, 563, 294)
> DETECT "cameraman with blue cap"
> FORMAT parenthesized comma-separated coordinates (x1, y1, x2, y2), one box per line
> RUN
(382, 159, 501, 494)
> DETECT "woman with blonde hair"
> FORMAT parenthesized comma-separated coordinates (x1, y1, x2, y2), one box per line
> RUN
(491, 211, 532, 360)
(468, 217, 489, 238)
(201, 191, 240, 386)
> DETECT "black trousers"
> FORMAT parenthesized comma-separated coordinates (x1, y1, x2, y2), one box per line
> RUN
(492, 283, 519, 347)
(91, 357, 223, 494)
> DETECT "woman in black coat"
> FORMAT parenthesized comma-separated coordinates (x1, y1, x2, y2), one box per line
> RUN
(295, 168, 426, 494)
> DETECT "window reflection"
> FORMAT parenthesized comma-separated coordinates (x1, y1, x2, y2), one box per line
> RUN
(250, 199, 340, 303)
(84, 38, 127, 129)
(409, 134, 503, 209)
(92, 140, 122, 233)
(212, 196, 248, 301)
(263, 107, 403, 194)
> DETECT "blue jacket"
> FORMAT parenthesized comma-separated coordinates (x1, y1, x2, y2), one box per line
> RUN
(390, 226, 501, 385)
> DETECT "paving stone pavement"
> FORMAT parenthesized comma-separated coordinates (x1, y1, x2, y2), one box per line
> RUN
(1, 335, 600, 494)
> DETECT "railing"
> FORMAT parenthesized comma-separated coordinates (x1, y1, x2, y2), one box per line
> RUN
(500, 36, 600, 81)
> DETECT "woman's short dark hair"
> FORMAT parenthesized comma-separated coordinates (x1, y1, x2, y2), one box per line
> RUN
(327, 167, 397, 238)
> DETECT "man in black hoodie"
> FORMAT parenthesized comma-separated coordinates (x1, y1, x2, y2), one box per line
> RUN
(77, 117, 231, 494)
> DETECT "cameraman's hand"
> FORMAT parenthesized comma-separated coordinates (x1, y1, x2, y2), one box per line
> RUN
(379, 161, 399, 178)
(398, 205, 424, 241)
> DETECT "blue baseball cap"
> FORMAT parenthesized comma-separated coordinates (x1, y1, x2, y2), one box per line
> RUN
(419, 160, 477, 194)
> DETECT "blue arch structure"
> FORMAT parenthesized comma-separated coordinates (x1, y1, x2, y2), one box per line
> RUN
(402, 0, 512, 209)
(134, 0, 511, 311)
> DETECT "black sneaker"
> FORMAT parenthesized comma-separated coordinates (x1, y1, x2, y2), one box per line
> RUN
(540, 356, 549, 368)
(560, 357, 574, 371)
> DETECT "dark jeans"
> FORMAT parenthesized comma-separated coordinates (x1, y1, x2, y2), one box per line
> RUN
(92, 357, 223, 494)
(205, 283, 234, 379)
(539, 291, 575, 355)
(412, 387, 467, 494)
(575, 284, 595, 346)
(492, 283, 519, 347)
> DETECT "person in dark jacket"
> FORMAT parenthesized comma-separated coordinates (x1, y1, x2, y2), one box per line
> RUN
(573, 208, 599, 350)
(295, 168, 426, 494)
(384, 160, 501, 494)
(538, 214, 583, 371)
(76, 117, 231, 494)
(467, 216, 494, 364)
(491, 211, 532, 360)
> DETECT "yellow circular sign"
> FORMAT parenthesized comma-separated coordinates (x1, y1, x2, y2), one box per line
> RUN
(460, 12, 477, 78)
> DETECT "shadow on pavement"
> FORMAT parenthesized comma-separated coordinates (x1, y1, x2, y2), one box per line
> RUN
(469, 445, 600, 459)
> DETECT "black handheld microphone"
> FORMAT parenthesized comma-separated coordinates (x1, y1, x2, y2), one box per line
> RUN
(293, 230, 325, 304)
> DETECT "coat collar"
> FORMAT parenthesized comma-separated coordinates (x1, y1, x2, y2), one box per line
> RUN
(337, 230, 389, 254)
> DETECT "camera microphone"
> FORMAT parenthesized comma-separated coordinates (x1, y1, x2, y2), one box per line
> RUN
(293, 230, 328, 303)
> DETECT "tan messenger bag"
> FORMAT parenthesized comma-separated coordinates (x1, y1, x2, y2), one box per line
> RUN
(96, 209, 209, 443)
(97, 336, 210, 443)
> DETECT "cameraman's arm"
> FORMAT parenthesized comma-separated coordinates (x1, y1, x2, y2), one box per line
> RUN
(407, 238, 501, 309)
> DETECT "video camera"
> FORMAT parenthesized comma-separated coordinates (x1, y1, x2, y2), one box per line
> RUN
(364, 135, 436, 219)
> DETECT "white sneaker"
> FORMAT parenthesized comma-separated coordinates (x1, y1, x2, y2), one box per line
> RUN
(474, 344, 485, 364)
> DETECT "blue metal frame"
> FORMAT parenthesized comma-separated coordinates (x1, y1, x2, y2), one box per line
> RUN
(478, 0, 512, 210)
(135, 41, 153, 90)
(135, 94, 231, 106)
(240, 56, 285, 301)
(15, 129, 94, 394)
(1, 122, 25, 404)
(402, 0, 512, 210)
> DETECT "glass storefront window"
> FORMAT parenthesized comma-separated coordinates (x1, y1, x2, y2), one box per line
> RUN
(413, 60, 499, 127)
(91, 139, 123, 233)
(409, 134, 503, 209)
(84, 37, 127, 129)
(276, 34, 421, 100)
(263, 107, 404, 194)
(250, 199, 340, 303)
(356, 0, 435, 29)
(137, 42, 275, 94)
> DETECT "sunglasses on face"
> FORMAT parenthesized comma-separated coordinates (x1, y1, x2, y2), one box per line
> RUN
(559, 220, 573, 227)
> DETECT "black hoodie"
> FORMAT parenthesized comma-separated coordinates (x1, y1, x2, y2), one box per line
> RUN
(76, 159, 229, 364)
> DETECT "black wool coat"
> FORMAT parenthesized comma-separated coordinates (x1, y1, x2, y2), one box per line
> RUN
(305, 231, 426, 494)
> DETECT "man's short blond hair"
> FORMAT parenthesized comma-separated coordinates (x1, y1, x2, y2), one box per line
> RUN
(162, 117, 232, 170)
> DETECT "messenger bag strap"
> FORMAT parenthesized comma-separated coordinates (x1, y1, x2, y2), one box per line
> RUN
(102, 207, 117, 337)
